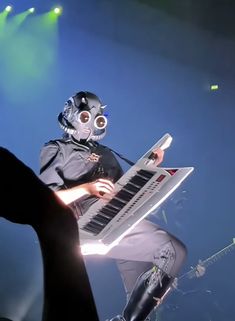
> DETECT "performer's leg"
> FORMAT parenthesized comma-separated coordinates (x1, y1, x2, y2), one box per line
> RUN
(116, 260, 152, 301)
(108, 219, 187, 321)
(0, 147, 99, 321)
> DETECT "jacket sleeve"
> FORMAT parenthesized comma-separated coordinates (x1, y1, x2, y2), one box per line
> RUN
(39, 141, 65, 191)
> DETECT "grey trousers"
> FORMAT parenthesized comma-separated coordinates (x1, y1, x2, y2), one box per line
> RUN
(106, 219, 187, 298)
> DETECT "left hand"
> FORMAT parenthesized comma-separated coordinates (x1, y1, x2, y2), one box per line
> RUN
(195, 260, 206, 278)
(151, 148, 165, 166)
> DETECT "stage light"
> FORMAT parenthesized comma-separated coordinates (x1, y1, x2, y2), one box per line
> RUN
(5, 5, 12, 12)
(210, 84, 219, 91)
(54, 7, 62, 15)
(28, 8, 35, 13)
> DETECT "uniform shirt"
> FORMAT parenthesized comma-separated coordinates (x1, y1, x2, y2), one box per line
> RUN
(39, 137, 124, 218)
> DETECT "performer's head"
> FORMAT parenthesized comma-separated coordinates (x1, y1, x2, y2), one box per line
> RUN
(58, 91, 108, 141)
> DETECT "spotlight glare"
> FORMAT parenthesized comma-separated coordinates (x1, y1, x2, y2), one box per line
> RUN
(210, 84, 219, 91)
(28, 8, 35, 13)
(5, 5, 13, 12)
(54, 7, 62, 15)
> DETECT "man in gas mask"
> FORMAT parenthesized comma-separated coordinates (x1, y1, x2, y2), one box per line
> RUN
(39, 91, 187, 321)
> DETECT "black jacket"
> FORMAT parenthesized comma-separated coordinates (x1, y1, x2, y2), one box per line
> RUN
(39, 137, 123, 217)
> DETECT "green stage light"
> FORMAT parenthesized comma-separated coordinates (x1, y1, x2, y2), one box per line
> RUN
(3, 8, 35, 36)
(7, 11, 31, 33)
(54, 7, 62, 15)
(210, 84, 219, 91)
(0, 6, 60, 104)
(5, 5, 12, 12)
(0, 12, 7, 38)
(28, 8, 35, 13)
(0, 5, 12, 34)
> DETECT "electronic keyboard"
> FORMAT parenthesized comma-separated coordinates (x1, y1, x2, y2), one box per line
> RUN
(78, 133, 194, 255)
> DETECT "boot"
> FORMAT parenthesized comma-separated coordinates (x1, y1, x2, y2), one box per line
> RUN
(110, 266, 173, 321)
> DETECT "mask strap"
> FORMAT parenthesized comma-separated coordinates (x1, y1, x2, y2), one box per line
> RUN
(108, 148, 135, 166)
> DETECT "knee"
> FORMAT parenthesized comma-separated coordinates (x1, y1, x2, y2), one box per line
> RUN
(171, 236, 188, 273)
(176, 238, 187, 262)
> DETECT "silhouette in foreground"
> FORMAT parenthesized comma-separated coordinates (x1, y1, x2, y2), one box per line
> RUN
(0, 147, 99, 321)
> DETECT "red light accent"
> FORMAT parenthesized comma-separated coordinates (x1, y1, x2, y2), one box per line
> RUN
(156, 174, 166, 182)
(166, 169, 178, 176)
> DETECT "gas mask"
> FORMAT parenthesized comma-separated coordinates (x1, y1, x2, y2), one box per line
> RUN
(58, 91, 108, 141)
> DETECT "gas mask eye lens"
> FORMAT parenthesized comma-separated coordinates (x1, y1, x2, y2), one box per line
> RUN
(79, 111, 91, 124)
(95, 115, 107, 129)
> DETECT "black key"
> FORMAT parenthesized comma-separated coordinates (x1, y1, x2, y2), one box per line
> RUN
(125, 183, 140, 194)
(138, 169, 154, 180)
(95, 214, 111, 224)
(135, 173, 149, 182)
(99, 209, 116, 219)
(129, 175, 147, 187)
(84, 225, 102, 235)
(96, 212, 112, 220)
(90, 217, 106, 227)
(109, 198, 126, 209)
(102, 204, 119, 214)
(86, 221, 103, 232)
(112, 194, 128, 204)
(105, 203, 120, 212)
(115, 189, 133, 202)
(100, 208, 118, 219)
(100, 206, 117, 215)
(120, 187, 136, 196)
(128, 180, 141, 188)
(82, 225, 98, 235)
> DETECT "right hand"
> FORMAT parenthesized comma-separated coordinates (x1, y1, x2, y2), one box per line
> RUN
(82, 178, 115, 199)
